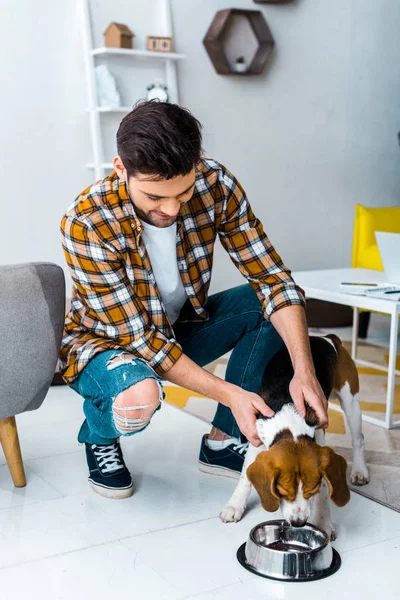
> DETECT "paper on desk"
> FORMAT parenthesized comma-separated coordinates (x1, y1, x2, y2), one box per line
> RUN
(338, 284, 400, 300)
(338, 284, 374, 295)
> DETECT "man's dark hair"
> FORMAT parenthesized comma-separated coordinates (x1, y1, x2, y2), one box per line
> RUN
(116, 100, 203, 179)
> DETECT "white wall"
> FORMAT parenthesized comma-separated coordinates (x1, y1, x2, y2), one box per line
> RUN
(173, 0, 400, 291)
(0, 0, 90, 282)
(1, 0, 399, 296)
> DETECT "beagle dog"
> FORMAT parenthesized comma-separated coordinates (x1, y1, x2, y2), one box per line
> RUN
(220, 334, 369, 540)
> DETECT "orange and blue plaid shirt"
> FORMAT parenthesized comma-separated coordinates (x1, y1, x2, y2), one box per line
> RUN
(60, 158, 305, 384)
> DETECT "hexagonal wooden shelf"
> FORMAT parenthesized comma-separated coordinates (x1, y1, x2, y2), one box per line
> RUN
(203, 9, 274, 76)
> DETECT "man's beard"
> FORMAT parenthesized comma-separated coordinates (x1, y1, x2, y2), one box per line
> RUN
(133, 204, 177, 229)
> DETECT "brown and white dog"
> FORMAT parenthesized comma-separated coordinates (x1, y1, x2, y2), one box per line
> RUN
(220, 334, 369, 540)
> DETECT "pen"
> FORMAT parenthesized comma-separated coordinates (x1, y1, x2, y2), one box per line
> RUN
(341, 282, 378, 286)
(384, 289, 400, 294)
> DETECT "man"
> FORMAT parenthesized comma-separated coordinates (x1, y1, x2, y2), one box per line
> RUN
(60, 101, 328, 499)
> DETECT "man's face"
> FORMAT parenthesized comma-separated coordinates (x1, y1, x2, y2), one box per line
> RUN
(114, 156, 196, 228)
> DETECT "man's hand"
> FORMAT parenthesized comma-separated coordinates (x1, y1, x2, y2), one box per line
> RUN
(226, 387, 274, 446)
(163, 353, 274, 445)
(289, 369, 329, 429)
(270, 305, 329, 428)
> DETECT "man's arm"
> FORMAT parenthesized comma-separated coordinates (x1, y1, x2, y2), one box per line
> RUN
(216, 165, 328, 427)
(270, 305, 328, 428)
(163, 353, 274, 446)
(217, 167, 305, 319)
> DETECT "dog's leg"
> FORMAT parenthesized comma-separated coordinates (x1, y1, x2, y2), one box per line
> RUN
(311, 429, 336, 540)
(337, 383, 369, 485)
(311, 480, 337, 541)
(219, 443, 264, 523)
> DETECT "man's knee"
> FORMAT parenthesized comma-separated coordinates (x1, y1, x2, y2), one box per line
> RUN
(112, 378, 161, 434)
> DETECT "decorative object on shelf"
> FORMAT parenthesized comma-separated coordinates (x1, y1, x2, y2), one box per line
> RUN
(146, 79, 169, 102)
(234, 56, 247, 73)
(147, 36, 173, 53)
(104, 22, 134, 49)
(203, 9, 274, 75)
(94, 65, 122, 108)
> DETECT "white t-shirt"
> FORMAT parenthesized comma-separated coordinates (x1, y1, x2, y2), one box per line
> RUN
(141, 221, 188, 324)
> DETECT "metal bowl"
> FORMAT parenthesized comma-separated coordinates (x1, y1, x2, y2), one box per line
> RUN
(237, 520, 341, 582)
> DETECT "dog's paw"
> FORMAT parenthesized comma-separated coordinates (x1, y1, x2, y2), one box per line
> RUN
(328, 526, 337, 542)
(219, 504, 245, 523)
(351, 468, 369, 486)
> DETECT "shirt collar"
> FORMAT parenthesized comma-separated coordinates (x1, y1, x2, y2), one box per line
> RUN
(118, 176, 142, 232)
(118, 177, 130, 202)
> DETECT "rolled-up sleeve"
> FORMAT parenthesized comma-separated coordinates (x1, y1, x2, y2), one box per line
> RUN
(217, 169, 305, 319)
(61, 215, 182, 376)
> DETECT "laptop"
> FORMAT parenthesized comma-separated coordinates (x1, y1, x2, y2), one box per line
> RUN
(375, 232, 400, 284)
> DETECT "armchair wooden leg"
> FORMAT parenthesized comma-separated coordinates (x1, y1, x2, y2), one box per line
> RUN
(0, 416, 26, 487)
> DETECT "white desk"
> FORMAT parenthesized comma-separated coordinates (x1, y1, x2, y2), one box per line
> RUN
(294, 268, 400, 429)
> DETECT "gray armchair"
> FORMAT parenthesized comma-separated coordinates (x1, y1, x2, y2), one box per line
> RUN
(0, 263, 65, 486)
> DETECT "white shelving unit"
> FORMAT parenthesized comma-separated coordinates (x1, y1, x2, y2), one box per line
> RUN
(80, 0, 185, 180)
(91, 47, 185, 60)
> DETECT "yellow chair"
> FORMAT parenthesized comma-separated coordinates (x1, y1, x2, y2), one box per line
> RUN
(352, 204, 400, 337)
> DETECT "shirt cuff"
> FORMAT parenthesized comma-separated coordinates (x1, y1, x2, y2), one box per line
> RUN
(149, 340, 183, 376)
(265, 284, 306, 319)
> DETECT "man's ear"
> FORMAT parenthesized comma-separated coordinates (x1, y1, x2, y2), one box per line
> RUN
(247, 451, 280, 512)
(113, 155, 126, 180)
(320, 447, 351, 507)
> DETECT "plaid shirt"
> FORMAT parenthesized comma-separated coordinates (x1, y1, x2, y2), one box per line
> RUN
(60, 158, 305, 384)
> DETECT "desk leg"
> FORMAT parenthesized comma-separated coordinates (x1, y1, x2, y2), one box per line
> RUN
(385, 312, 399, 429)
(351, 307, 359, 361)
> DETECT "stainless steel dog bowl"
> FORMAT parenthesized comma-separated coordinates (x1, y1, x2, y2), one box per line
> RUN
(237, 520, 341, 582)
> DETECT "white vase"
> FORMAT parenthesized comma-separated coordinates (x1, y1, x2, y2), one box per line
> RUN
(95, 65, 122, 107)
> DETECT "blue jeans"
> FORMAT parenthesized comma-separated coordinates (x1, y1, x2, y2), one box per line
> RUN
(70, 284, 284, 445)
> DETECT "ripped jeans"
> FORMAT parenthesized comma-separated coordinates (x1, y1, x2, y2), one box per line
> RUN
(70, 284, 284, 445)
(71, 351, 164, 445)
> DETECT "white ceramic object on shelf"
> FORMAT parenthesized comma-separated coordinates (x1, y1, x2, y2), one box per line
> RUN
(94, 65, 122, 107)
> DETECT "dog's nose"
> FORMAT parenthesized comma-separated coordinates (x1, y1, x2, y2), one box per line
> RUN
(290, 518, 307, 528)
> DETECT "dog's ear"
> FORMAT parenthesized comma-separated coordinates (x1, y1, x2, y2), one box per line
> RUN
(247, 451, 280, 512)
(320, 447, 351, 507)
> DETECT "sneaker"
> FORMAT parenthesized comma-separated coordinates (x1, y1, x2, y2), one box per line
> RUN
(85, 440, 134, 499)
(198, 434, 249, 479)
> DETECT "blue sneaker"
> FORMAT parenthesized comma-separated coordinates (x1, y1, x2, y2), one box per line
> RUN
(85, 440, 134, 499)
(198, 434, 249, 479)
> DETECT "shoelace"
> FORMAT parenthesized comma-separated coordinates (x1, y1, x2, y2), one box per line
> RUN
(92, 443, 123, 474)
(232, 441, 249, 455)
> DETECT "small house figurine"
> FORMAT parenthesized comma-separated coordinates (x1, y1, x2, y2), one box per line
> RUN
(104, 23, 134, 49)
(147, 36, 173, 53)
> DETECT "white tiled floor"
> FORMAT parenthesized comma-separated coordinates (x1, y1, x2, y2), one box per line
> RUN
(0, 385, 399, 599)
